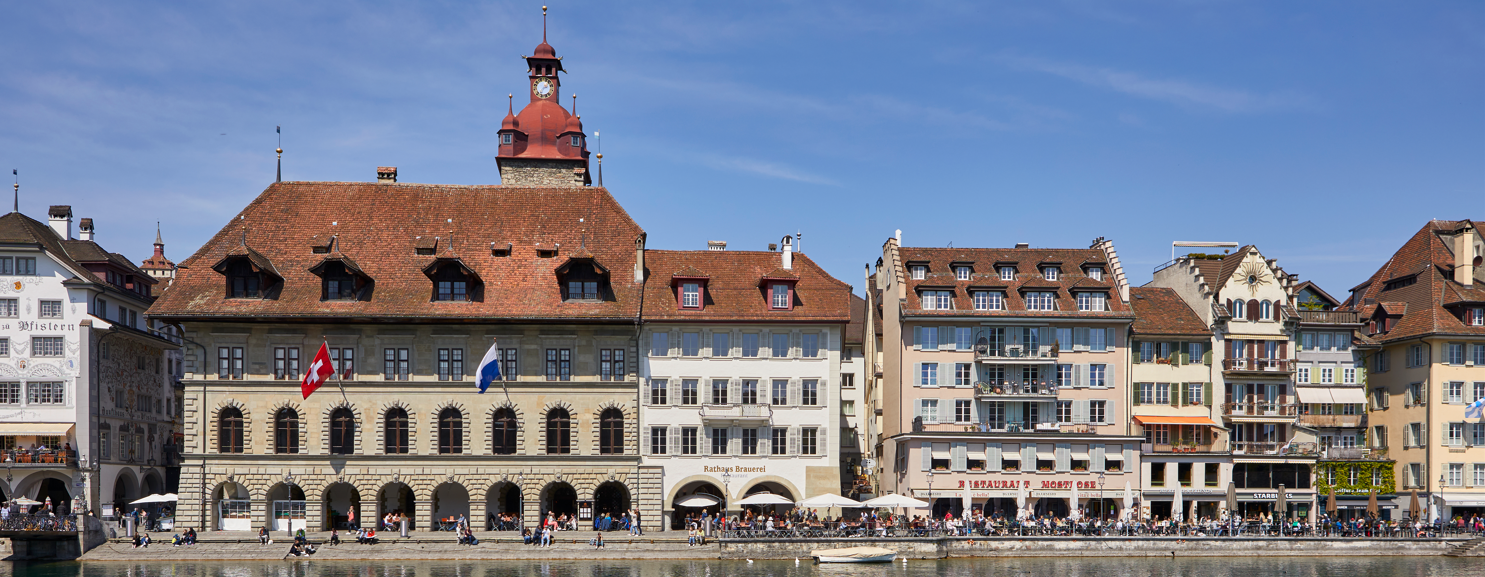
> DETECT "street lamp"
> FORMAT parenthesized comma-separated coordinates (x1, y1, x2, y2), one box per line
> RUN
(1097, 473, 1107, 523)
(926, 470, 935, 518)
(1439, 473, 1446, 529)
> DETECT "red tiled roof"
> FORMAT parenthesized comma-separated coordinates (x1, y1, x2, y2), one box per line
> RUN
(641, 250, 850, 322)
(1343, 219, 1485, 342)
(1129, 287, 1210, 337)
(149, 181, 645, 321)
(845, 293, 866, 346)
(897, 247, 1130, 318)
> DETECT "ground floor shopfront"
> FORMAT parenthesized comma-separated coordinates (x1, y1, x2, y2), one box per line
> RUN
(175, 456, 662, 533)
(656, 458, 838, 531)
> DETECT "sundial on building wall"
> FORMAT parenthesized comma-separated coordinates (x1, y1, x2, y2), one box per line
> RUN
(1238, 261, 1271, 296)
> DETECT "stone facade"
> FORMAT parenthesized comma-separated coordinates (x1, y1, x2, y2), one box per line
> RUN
(496, 158, 589, 188)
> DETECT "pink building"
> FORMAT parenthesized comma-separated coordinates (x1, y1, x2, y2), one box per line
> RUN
(875, 234, 1143, 521)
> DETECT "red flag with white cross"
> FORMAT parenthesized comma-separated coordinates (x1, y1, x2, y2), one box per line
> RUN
(301, 342, 335, 399)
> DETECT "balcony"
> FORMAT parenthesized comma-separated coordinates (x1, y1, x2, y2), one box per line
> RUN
(1143, 441, 1225, 454)
(1222, 402, 1301, 419)
(699, 404, 773, 424)
(975, 380, 1059, 399)
(1, 450, 77, 468)
(974, 344, 1058, 364)
(1297, 414, 1365, 429)
(1323, 446, 1389, 461)
(1233, 441, 1318, 456)
(1295, 310, 1361, 325)
(1222, 357, 1295, 375)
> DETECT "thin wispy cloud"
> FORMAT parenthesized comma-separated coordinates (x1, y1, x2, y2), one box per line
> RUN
(696, 153, 839, 186)
(996, 53, 1314, 113)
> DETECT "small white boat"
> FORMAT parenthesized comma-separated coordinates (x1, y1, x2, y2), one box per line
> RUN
(811, 546, 897, 563)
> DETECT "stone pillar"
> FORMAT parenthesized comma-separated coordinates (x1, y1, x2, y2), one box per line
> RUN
(251, 499, 268, 533)
(305, 498, 323, 532)
(469, 496, 487, 532)
(637, 465, 664, 532)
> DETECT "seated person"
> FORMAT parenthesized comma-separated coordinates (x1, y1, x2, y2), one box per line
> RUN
(522, 528, 534, 545)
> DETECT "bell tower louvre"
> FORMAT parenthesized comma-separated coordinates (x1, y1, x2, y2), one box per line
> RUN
(496, 6, 592, 187)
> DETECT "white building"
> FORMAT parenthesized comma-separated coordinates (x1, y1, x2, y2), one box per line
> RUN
(638, 239, 852, 529)
(0, 205, 177, 522)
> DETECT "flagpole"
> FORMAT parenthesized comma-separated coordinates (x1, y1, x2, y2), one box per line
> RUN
(494, 337, 513, 406)
(328, 339, 349, 404)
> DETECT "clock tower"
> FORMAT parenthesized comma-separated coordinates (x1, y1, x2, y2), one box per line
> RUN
(496, 6, 591, 187)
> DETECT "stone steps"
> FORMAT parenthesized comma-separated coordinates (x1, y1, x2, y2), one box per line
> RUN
(1444, 537, 1485, 556)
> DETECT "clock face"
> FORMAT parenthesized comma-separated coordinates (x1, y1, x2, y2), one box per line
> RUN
(533, 78, 554, 98)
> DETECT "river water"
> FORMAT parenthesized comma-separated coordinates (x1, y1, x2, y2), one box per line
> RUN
(4, 558, 1483, 577)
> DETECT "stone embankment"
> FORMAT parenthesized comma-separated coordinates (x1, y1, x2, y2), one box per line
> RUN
(79, 533, 716, 561)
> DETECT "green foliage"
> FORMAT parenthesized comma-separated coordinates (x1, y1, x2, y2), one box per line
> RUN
(1315, 461, 1396, 496)
(1185, 253, 1227, 260)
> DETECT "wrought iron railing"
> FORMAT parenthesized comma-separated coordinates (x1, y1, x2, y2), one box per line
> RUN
(0, 514, 78, 532)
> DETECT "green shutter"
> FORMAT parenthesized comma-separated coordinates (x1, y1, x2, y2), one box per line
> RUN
(1204, 382, 1213, 407)
(1132, 383, 1140, 406)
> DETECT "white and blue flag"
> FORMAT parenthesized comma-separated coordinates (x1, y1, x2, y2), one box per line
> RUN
(476, 339, 502, 394)
(1466, 398, 1485, 420)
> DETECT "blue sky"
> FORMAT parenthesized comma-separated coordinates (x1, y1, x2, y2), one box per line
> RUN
(2, 1, 1481, 299)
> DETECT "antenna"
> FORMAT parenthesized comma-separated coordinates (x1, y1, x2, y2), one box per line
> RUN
(11, 169, 17, 213)
(594, 130, 603, 187)
(275, 126, 283, 183)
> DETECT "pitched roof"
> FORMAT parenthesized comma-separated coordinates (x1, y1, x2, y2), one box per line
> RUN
(640, 250, 851, 323)
(1343, 219, 1485, 342)
(896, 246, 1131, 318)
(845, 293, 866, 345)
(0, 211, 157, 301)
(149, 181, 645, 321)
(1129, 287, 1211, 337)
(1292, 280, 1341, 308)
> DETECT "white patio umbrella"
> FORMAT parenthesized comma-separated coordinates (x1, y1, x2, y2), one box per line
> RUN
(130, 494, 170, 505)
(161, 493, 179, 502)
(797, 493, 864, 509)
(1069, 482, 1080, 521)
(1123, 482, 1134, 521)
(1016, 484, 1027, 520)
(1172, 484, 1184, 524)
(863, 494, 928, 509)
(962, 484, 973, 516)
(735, 493, 793, 506)
(676, 495, 721, 508)
(11, 497, 41, 506)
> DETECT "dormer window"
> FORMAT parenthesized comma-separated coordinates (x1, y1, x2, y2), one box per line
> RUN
(681, 283, 701, 308)
(502, 134, 513, 145)
(1025, 291, 1055, 311)
(999, 267, 1015, 281)
(1043, 267, 1059, 281)
(538, 248, 557, 258)
(229, 264, 259, 298)
(570, 135, 581, 147)
(770, 283, 791, 310)
(425, 260, 480, 302)
(214, 251, 281, 300)
(1088, 267, 1104, 281)
(910, 265, 926, 280)
(322, 263, 358, 301)
(1075, 291, 1107, 312)
(921, 290, 952, 311)
(557, 259, 610, 302)
(1472, 308, 1484, 326)
(955, 266, 971, 281)
(973, 291, 1005, 311)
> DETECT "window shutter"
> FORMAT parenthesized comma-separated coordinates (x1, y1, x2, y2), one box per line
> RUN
(913, 326, 922, 350)
(1074, 327, 1089, 351)
(702, 425, 713, 454)
(988, 443, 1002, 471)
(952, 442, 967, 472)
(1204, 382, 1213, 407)
(1131, 383, 1140, 406)
(912, 362, 922, 387)
(643, 381, 652, 406)
(670, 330, 681, 356)
(1007, 402, 1023, 425)
(1076, 363, 1088, 388)
(921, 441, 932, 471)
(1247, 299, 1259, 321)
(1040, 327, 1055, 353)
(969, 399, 979, 423)
(641, 427, 651, 455)
(1073, 400, 1089, 425)
(1123, 444, 1134, 465)
(1105, 328, 1116, 352)
(1056, 443, 1071, 472)
(1022, 445, 1036, 472)
(789, 426, 800, 456)
(701, 330, 712, 357)
(1092, 444, 1105, 472)
(789, 378, 801, 406)
(1177, 383, 1188, 407)
(1106, 397, 1117, 425)
(940, 327, 954, 350)
(731, 425, 742, 454)
(728, 378, 740, 405)
(1421, 423, 1428, 447)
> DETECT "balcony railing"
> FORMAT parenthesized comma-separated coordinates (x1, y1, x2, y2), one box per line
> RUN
(1221, 402, 1301, 417)
(1, 450, 77, 467)
(1295, 310, 1361, 325)
(699, 404, 773, 422)
(1222, 358, 1295, 373)
(975, 381, 1059, 398)
(1322, 446, 1389, 460)
(1143, 441, 1224, 454)
(974, 344, 1058, 362)
(1233, 441, 1317, 456)
(1297, 414, 1365, 428)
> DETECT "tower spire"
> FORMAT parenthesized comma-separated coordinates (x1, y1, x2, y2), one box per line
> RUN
(275, 126, 283, 183)
(10, 169, 16, 213)
(542, 6, 548, 43)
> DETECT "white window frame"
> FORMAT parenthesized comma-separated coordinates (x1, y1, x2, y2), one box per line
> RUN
(1043, 267, 1058, 281)
(999, 267, 1015, 281)
(911, 265, 926, 280)
(955, 266, 970, 281)
(681, 283, 700, 308)
(1025, 292, 1054, 311)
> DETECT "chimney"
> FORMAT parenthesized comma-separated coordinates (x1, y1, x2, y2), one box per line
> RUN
(48, 205, 73, 240)
(633, 233, 647, 283)
(895, 229, 902, 245)
(707, 240, 727, 251)
(1456, 223, 1476, 286)
(1015, 242, 1029, 249)
(77, 218, 95, 241)
(781, 235, 793, 270)
(377, 167, 398, 183)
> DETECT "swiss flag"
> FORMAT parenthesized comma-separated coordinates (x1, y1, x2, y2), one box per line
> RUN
(301, 343, 336, 399)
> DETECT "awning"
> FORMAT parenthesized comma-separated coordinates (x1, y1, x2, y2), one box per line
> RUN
(1295, 387, 1334, 404)
(1330, 388, 1368, 404)
(0, 423, 74, 436)
(1105, 451, 1124, 460)
(1072, 450, 1091, 461)
(1132, 416, 1220, 426)
(932, 443, 951, 459)
(1444, 498, 1485, 507)
(1035, 447, 1055, 460)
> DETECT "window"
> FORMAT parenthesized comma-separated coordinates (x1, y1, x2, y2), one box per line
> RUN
(0, 382, 17, 404)
(1472, 308, 1485, 326)
(1408, 423, 1423, 447)
(740, 379, 758, 404)
(570, 135, 581, 147)
(999, 266, 1015, 281)
(770, 283, 791, 309)
(955, 266, 971, 281)
(1320, 367, 1334, 385)
(1295, 365, 1309, 383)
(545, 348, 571, 381)
(14, 258, 33, 275)
(1449, 422, 1465, 447)
(1477, 465, 1485, 488)
(1089, 364, 1107, 388)
(1089, 400, 1106, 424)
(329, 408, 355, 455)
(383, 406, 406, 450)
(772, 333, 789, 357)
(1450, 463, 1464, 487)
(910, 265, 926, 280)
(650, 332, 669, 356)
(274, 408, 300, 454)
(39, 300, 61, 319)
(771, 379, 788, 406)
(33, 337, 63, 357)
(682, 332, 700, 356)
(321, 262, 358, 300)
(435, 408, 463, 454)
(1474, 344, 1485, 366)
(1043, 267, 1058, 281)
(1057, 401, 1072, 424)
(920, 326, 938, 350)
(742, 333, 760, 357)
(681, 379, 698, 405)
(435, 348, 464, 381)
(1448, 344, 1465, 365)
(492, 408, 517, 455)
(1076, 292, 1106, 312)
(802, 333, 819, 358)
(801, 379, 818, 406)
(681, 427, 699, 455)
(921, 290, 952, 310)
(1138, 383, 1155, 404)
(955, 363, 973, 387)
(600, 349, 624, 381)
(501, 133, 512, 145)
(919, 362, 938, 386)
(1449, 381, 1465, 404)
(842, 373, 855, 389)
(599, 408, 624, 455)
(649, 427, 667, 455)
(218, 407, 244, 453)
(1155, 383, 1171, 405)
(1343, 367, 1356, 385)
(383, 348, 410, 381)
(956, 327, 973, 350)
(1231, 299, 1245, 319)
(800, 428, 818, 455)
(99, 430, 109, 460)
(711, 379, 729, 405)
(649, 379, 669, 405)
(772, 428, 788, 455)
(545, 408, 571, 454)
(1025, 292, 1054, 311)
(1408, 345, 1425, 367)
(1260, 300, 1272, 320)
(26, 382, 64, 405)
(712, 332, 730, 357)
(919, 398, 940, 423)
(1139, 342, 1154, 363)
(711, 427, 729, 455)
(740, 428, 758, 455)
(1057, 364, 1074, 388)
(273, 347, 300, 380)
(842, 400, 856, 416)
(1473, 423, 1485, 446)
(434, 267, 470, 301)
(1088, 267, 1104, 281)
(1409, 463, 1422, 488)
(974, 291, 1004, 311)
(1188, 383, 1203, 405)
(329, 348, 355, 380)
(1146, 424, 1170, 446)
(0, 299, 14, 318)
(226, 260, 262, 298)
(501, 348, 519, 380)
(0, 257, 9, 275)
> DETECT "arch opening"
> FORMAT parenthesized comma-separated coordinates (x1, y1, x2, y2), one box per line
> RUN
(539, 482, 577, 524)
(431, 482, 470, 530)
(377, 482, 415, 530)
(592, 481, 630, 531)
(322, 482, 361, 530)
(670, 481, 724, 530)
(213, 482, 251, 531)
(266, 482, 307, 532)
(485, 482, 523, 530)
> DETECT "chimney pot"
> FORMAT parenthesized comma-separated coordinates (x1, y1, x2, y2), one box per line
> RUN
(377, 167, 398, 183)
(781, 235, 794, 270)
(47, 205, 73, 240)
(78, 217, 95, 242)
(768, 243, 777, 252)
(707, 240, 727, 251)
(1015, 242, 1030, 249)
